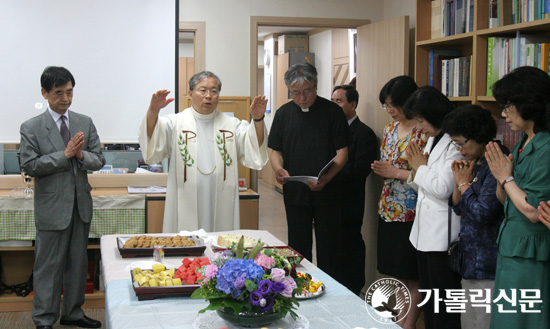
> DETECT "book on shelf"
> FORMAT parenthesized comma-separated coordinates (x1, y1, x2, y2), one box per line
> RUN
(487, 34, 550, 97)
(439, 0, 471, 36)
(490, 0, 499, 28)
(455, 0, 465, 35)
(429, 49, 462, 88)
(439, 55, 471, 97)
(504, 0, 550, 24)
(466, 0, 475, 32)
(432, 0, 443, 38)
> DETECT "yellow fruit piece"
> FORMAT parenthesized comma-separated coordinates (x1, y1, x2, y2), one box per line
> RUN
(172, 278, 182, 286)
(138, 276, 149, 287)
(132, 268, 142, 275)
(167, 268, 176, 277)
(165, 279, 173, 286)
(159, 280, 166, 286)
(133, 273, 144, 282)
(141, 282, 150, 287)
(149, 278, 159, 287)
(152, 264, 166, 273)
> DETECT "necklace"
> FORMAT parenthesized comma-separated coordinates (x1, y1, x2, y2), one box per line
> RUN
(197, 165, 216, 175)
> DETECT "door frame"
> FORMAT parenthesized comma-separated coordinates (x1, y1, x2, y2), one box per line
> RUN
(249, 16, 370, 98)
(179, 21, 205, 73)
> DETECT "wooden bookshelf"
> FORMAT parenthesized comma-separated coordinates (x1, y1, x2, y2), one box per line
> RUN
(415, 0, 550, 122)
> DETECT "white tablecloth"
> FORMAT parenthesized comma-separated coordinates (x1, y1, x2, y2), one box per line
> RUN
(100, 230, 399, 329)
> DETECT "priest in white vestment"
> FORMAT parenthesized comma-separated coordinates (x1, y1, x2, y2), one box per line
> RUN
(138, 71, 268, 233)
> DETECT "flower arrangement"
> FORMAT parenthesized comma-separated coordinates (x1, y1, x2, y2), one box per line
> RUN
(190, 237, 305, 320)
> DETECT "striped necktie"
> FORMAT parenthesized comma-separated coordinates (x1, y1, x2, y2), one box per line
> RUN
(60, 116, 70, 146)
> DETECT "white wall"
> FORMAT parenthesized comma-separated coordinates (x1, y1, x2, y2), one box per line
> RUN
(309, 30, 333, 99)
(384, 0, 416, 28)
(384, 0, 417, 76)
(180, 0, 385, 96)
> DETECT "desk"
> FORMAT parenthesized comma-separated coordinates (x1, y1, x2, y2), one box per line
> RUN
(101, 230, 399, 329)
(0, 194, 146, 241)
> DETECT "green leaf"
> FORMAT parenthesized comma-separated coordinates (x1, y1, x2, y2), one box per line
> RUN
(189, 287, 205, 299)
(245, 279, 257, 292)
(246, 241, 265, 259)
(223, 299, 243, 314)
(236, 235, 244, 258)
(202, 299, 223, 311)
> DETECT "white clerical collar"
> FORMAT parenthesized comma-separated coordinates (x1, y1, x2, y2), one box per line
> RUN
(301, 108, 309, 112)
(191, 107, 216, 120)
(348, 115, 357, 126)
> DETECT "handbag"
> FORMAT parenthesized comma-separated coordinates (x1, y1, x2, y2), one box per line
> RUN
(447, 206, 462, 274)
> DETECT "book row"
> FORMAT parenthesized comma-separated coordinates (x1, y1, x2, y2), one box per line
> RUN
(432, 0, 475, 38)
(428, 50, 472, 97)
(486, 35, 550, 96)
(490, 0, 550, 28)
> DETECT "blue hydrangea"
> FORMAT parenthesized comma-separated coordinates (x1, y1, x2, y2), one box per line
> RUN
(215, 259, 265, 295)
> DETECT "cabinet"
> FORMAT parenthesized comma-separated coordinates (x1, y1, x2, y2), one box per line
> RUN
(415, 0, 550, 114)
(0, 243, 105, 312)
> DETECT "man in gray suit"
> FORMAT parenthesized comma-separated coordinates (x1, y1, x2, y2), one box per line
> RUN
(19, 66, 105, 329)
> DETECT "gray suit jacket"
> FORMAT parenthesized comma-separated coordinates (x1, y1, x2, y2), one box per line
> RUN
(19, 110, 105, 230)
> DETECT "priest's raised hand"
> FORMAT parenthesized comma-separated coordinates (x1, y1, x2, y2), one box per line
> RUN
(147, 90, 175, 137)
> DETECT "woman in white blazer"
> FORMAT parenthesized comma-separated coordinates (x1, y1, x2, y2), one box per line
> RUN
(403, 86, 462, 329)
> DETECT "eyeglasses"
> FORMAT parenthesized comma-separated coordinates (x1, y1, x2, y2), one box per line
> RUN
(290, 88, 314, 98)
(451, 138, 469, 150)
(383, 103, 396, 112)
(196, 88, 219, 97)
(501, 102, 513, 114)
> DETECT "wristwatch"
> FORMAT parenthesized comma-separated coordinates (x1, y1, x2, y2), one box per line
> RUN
(501, 176, 514, 188)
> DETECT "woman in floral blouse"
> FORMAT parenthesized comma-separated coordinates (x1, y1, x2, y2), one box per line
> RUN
(372, 76, 428, 329)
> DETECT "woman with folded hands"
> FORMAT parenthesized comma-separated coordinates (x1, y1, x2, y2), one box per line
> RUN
(403, 86, 462, 329)
(443, 104, 507, 329)
(485, 66, 550, 329)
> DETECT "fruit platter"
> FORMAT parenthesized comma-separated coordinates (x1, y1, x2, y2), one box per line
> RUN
(295, 272, 325, 299)
(212, 245, 303, 264)
(117, 235, 206, 258)
(131, 257, 210, 301)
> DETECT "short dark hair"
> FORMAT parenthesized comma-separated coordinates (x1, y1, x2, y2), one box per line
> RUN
(284, 62, 317, 88)
(333, 85, 359, 106)
(403, 86, 454, 129)
(442, 104, 497, 144)
(492, 66, 550, 133)
(40, 66, 75, 92)
(189, 71, 222, 91)
(379, 75, 418, 108)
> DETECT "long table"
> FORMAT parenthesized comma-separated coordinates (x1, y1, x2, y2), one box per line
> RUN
(101, 230, 400, 329)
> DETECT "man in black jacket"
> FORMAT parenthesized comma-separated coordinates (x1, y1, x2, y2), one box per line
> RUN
(332, 84, 377, 296)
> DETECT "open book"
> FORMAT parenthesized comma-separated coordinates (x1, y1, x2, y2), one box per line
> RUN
(282, 153, 340, 185)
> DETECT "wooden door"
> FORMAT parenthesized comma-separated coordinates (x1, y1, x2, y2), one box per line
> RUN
(356, 16, 410, 289)
(332, 29, 351, 88)
(178, 57, 195, 110)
